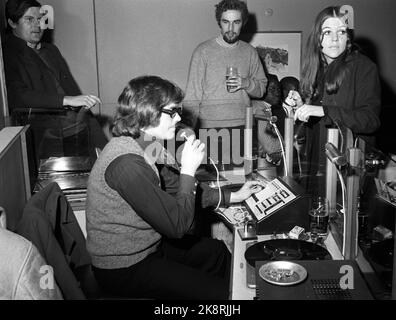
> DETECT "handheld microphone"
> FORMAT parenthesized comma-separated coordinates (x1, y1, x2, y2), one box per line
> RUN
(325, 142, 347, 167)
(177, 123, 195, 141)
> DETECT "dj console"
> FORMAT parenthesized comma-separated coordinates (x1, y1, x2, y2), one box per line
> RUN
(243, 239, 373, 300)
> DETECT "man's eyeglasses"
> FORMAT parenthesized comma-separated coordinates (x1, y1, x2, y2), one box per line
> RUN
(161, 107, 182, 119)
(22, 16, 43, 26)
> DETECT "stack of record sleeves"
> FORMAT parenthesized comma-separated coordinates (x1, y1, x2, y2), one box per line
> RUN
(34, 156, 95, 212)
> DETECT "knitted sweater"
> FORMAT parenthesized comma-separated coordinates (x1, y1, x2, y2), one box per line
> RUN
(86, 136, 162, 269)
(183, 37, 267, 128)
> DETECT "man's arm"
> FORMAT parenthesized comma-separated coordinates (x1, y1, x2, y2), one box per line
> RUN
(183, 48, 205, 128)
(245, 49, 267, 98)
(158, 164, 231, 209)
(226, 48, 268, 98)
(4, 44, 100, 111)
(198, 182, 231, 209)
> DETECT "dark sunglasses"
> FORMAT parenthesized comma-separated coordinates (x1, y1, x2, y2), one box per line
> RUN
(161, 107, 182, 118)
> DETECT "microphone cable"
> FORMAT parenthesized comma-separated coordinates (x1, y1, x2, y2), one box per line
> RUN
(333, 120, 344, 152)
(257, 114, 288, 176)
(293, 121, 306, 178)
(270, 120, 288, 177)
(209, 157, 222, 211)
(180, 128, 222, 210)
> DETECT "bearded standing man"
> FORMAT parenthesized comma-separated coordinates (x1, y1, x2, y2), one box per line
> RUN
(183, 0, 267, 169)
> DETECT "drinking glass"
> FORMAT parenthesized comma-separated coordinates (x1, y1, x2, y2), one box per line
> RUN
(308, 196, 330, 238)
(226, 66, 238, 92)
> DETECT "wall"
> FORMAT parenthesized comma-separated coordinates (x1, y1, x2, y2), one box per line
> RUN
(44, 0, 98, 96)
(94, 0, 219, 116)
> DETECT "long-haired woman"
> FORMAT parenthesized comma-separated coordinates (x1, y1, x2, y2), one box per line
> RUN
(285, 5, 381, 195)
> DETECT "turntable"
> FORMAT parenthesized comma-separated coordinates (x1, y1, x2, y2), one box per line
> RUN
(230, 227, 346, 299)
(244, 239, 331, 289)
(242, 239, 372, 300)
(254, 259, 373, 300)
(244, 239, 332, 267)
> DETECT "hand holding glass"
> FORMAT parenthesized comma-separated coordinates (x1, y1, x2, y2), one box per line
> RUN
(226, 66, 238, 92)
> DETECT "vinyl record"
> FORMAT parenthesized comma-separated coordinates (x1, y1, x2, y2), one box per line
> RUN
(244, 239, 332, 267)
(369, 239, 394, 269)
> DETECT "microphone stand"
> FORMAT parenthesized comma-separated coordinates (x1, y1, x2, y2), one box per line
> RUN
(326, 142, 363, 260)
(281, 102, 294, 177)
(284, 117, 294, 177)
(244, 105, 254, 177)
(344, 147, 364, 259)
(335, 165, 348, 257)
(326, 129, 340, 218)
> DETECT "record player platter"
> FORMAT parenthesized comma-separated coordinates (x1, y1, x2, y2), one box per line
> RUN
(244, 239, 332, 267)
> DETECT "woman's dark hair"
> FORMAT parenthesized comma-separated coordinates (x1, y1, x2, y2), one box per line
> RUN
(300, 6, 357, 103)
(112, 75, 184, 138)
(215, 0, 249, 26)
(5, 0, 42, 23)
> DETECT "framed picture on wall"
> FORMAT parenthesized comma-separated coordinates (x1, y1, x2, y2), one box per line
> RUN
(242, 32, 302, 81)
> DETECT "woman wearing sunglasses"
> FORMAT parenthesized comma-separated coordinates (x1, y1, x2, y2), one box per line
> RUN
(86, 75, 262, 299)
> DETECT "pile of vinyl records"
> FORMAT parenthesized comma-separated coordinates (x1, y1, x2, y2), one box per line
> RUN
(33, 156, 95, 212)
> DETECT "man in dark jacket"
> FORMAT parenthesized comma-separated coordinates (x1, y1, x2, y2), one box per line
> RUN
(3, 0, 108, 161)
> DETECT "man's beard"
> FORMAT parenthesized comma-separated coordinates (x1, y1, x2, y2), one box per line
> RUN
(223, 32, 239, 44)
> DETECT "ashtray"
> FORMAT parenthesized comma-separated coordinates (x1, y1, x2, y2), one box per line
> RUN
(258, 261, 307, 286)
